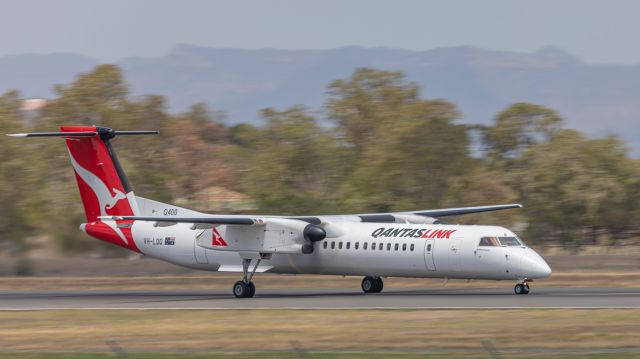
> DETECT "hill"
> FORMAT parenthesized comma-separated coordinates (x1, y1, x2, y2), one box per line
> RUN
(1, 44, 639, 153)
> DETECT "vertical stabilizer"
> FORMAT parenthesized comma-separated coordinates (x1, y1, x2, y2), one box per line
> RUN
(61, 125, 139, 222)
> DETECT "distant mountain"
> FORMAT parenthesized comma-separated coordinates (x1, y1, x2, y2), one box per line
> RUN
(2, 45, 639, 154)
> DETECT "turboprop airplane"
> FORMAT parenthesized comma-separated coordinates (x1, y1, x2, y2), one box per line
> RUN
(9, 126, 552, 298)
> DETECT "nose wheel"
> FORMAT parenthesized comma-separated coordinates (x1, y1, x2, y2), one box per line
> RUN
(362, 276, 384, 293)
(514, 282, 530, 295)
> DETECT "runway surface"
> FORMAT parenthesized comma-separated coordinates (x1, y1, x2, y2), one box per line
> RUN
(0, 287, 638, 309)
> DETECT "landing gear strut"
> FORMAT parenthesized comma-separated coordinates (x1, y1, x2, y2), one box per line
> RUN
(514, 281, 530, 295)
(362, 276, 384, 293)
(233, 258, 261, 298)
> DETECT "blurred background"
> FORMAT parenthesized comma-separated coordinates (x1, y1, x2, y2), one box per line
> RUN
(1, 0, 640, 275)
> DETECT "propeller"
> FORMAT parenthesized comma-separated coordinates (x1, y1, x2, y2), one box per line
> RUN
(301, 224, 326, 254)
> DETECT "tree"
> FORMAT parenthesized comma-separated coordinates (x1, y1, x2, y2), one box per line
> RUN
(327, 68, 472, 212)
(327, 68, 420, 153)
(239, 106, 347, 214)
(482, 102, 563, 168)
(0, 91, 30, 244)
(517, 130, 639, 245)
(46, 64, 129, 127)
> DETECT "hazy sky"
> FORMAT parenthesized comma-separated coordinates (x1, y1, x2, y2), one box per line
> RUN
(1, 0, 639, 64)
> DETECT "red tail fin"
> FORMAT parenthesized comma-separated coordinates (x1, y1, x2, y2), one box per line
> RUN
(61, 125, 138, 222)
(8, 126, 157, 252)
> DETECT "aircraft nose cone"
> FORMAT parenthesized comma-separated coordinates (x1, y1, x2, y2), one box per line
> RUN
(534, 260, 552, 278)
(525, 250, 552, 278)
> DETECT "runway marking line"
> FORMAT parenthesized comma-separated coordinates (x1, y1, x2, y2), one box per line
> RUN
(0, 306, 638, 311)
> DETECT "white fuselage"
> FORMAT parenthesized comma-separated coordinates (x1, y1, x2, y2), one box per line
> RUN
(129, 220, 552, 281)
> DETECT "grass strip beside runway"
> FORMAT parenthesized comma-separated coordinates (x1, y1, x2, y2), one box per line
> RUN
(1, 354, 640, 359)
(0, 272, 639, 291)
(0, 309, 638, 354)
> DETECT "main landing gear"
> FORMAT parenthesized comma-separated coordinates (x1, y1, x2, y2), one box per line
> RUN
(361, 276, 384, 293)
(514, 280, 530, 295)
(233, 258, 261, 298)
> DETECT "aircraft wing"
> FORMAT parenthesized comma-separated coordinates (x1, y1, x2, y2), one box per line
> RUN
(314, 203, 523, 223)
(101, 203, 522, 226)
(100, 215, 264, 227)
(395, 203, 522, 218)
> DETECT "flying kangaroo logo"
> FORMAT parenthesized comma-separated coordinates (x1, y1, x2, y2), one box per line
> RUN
(212, 228, 227, 246)
(68, 151, 129, 244)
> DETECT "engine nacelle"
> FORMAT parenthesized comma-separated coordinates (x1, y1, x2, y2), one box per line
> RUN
(303, 224, 326, 242)
(196, 218, 326, 255)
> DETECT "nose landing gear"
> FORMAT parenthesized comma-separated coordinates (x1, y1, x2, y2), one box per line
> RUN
(514, 281, 530, 295)
(362, 276, 384, 293)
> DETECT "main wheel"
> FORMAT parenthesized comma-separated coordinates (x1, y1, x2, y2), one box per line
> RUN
(374, 277, 384, 293)
(233, 281, 254, 298)
(248, 282, 256, 297)
(514, 283, 525, 295)
(361, 276, 377, 293)
(522, 283, 530, 295)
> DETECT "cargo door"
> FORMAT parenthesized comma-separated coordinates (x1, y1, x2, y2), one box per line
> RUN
(194, 230, 209, 264)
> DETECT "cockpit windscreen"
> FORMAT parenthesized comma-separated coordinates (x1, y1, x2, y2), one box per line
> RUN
(498, 236, 523, 246)
(479, 236, 524, 247)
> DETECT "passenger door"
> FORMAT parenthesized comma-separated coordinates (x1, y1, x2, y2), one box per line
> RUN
(424, 239, 436, 271)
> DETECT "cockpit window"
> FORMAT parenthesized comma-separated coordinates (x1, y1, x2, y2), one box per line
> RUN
(479, 237, 500, 247)
(498, 236, 523, 247)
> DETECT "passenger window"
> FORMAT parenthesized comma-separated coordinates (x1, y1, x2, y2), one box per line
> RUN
(331, 241, 335, 249)
(402, 243, 407, 251)
(323, 241, 328, 249)
(355, 242, 359, 250)
(394, 243, 399, 251)
(479, 237, 500, 247)
(379, 243, 383, 250)
(339, 242, 343, 249)
(372, 243, 375, 251)
(386, 243, 391, 251)
(346, 242, 351, 250)
(364, 242, 368, 250)
(410, 244, 415, 251)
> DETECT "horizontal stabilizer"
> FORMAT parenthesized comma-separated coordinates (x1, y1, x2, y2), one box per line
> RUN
(7, 130, 158, 138)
